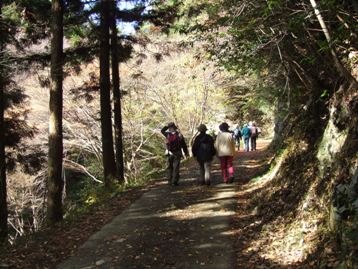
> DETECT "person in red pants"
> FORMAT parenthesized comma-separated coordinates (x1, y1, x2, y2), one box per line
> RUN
(215, 122, 236, 183)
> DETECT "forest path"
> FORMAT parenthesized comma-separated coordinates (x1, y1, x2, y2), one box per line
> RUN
(57, 140, 271, 269)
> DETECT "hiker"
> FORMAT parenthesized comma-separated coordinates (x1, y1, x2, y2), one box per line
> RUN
(192, 124, 216, 186)
(161, 122, 189, 186)
(241, 124, 251, 152)
(215, 122, 236, 183)
(249, 122, 258, 151)
(233, 124, 242, 151)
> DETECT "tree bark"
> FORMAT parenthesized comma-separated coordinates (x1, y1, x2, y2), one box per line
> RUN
(47, 0, 64, 224)
(0, 2, 8, 242)
(100, 0, 116, 186)
(110, 0, 125, 182)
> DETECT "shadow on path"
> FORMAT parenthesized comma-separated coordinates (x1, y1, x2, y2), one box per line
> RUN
(58, 153, 238, 269)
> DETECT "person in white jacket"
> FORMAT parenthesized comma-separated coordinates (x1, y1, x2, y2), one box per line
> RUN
(215, 122, 236, 183)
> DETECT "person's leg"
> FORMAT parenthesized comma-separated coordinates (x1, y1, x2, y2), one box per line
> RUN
(204, 161, 211, 185)
(220, 157, 228, 183)
(198, 161, 205, 185)
(253, 137, 257, 150)
(244, 137, 249, 152)
(167, 156, 174, 185)
(172, 154, 181, 185)
(227, 156, 234, 182)
(237, 139, 240, 151)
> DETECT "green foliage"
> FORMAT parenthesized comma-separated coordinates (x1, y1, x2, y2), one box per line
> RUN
(65, 24, 89, 46)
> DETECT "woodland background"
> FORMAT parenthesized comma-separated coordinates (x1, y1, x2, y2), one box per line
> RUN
(0, 0, 357, 268)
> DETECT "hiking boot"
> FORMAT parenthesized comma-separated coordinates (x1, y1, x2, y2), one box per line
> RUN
(228, 176, 234, 183)
(205, 181, 211, 186)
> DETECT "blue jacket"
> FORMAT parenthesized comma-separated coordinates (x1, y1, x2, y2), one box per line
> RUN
(241, 126, 251, 138)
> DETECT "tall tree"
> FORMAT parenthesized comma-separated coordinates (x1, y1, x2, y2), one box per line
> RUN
(100, 0, 116, 186)
(110, 0, 124, 182)
(47, 0, 64, 224)
(0, 3, 8, 241)
(309, 0, 358, 88)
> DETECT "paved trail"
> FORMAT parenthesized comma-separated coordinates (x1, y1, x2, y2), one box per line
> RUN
(58, 141, 269, 269)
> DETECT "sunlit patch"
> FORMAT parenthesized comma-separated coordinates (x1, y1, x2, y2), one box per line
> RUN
(245, 182, 324, 266)
(220, 229, 236, 236)
(298, 140, 308, 151)
(249, 216, 322, 265)
(162, 203, 235, 221)
(250, 152, 285, 184)
(160, 188, 236, 221)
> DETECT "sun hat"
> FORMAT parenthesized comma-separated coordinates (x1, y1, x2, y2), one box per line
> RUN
(219, 122, 229, 132)
(167, 122, 177, 129)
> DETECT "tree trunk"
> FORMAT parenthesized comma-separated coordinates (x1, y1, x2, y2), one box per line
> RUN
(0, 3, 8, 242)
(100, 0, 116, 186)
(110, 0, 125, 182)
(0, 85, 6, 241)
(309, 0, 358, 88)
(47, 0, 64, 224)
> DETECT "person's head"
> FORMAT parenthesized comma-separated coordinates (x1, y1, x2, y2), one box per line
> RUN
(252, 121, 256, 126)
(167, 122, 177, 132)
(197, 124, 207, 133)
(219, 122, 229, 132)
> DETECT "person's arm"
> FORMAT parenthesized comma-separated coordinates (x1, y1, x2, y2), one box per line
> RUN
(214, 134, 218, 150)
(181, 136, 189, 157)
(192, 137, 198, 157)
(209, 136, 216, 156)
(230, 136, 236, 154)
(161, 126, 168, 137)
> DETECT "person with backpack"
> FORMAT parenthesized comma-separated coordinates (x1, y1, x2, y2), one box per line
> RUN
(241, 124, 251, 152)
(215, 122, 236, 183)
(161, 122, 189, 186)
(233, 124, 242, 151)
(192, 124, 216, 186)
(249, 122, 258, 151)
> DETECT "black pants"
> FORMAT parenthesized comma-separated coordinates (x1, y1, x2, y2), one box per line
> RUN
(250, 136, 257, 151)
(167, 154, 181, 185)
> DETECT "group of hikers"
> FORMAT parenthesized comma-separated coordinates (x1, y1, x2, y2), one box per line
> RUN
(233, 122, 261, 152)
(161, 121, 261, 186)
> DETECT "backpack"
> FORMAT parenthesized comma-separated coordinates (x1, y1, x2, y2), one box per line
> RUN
(199, 140, 214, 157)
(233, 128, 241, 140)
(250, 126, 257, 137)
(197, 136, 215, 161)
(167, 132, 181, 152)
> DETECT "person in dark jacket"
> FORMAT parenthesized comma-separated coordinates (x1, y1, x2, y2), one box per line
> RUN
(233, 124, 242, 151)
(192, 124, 216, 185)
(161, 122, 189, 186)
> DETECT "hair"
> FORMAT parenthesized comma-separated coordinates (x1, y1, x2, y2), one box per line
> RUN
(219, 122, 229, 132)
(197, 124, 207, 132)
